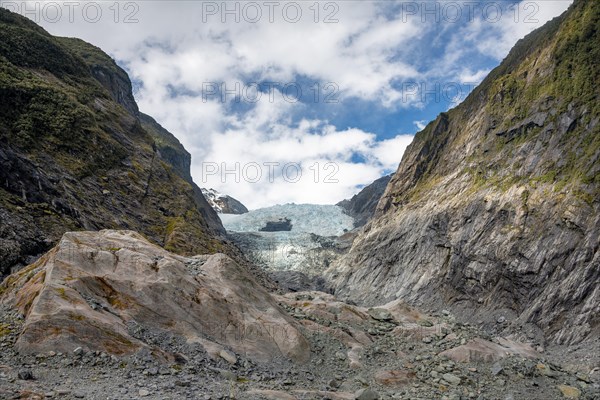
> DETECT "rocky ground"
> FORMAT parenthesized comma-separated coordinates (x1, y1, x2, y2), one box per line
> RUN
(1, 290, 598, 400)
(0, 230, 598, 400)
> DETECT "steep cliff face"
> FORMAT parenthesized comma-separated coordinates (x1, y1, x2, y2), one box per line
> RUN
(139, 112, 193, 183)
(338, 175, 392, 227)
(0, 9, 228, 277)
(327, 0, 599, 345)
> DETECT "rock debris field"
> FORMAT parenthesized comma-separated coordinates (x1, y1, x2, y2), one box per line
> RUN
(0, 231, 598, 400)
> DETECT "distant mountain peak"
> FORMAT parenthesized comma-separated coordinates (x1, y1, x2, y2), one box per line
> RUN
(201, 188, 248, 214)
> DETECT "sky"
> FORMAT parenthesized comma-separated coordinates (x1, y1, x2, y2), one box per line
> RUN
(3, 0, 573, 209)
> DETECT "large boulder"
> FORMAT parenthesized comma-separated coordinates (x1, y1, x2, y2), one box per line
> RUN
(0, 230, 310, 363)
(439, 337, 539, 363)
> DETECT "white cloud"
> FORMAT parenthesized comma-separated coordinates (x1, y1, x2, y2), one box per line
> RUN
(192, 92, 412, 209)
(470, 0, 574, 61)
(10, 0, 572, 208)
(458, 69, 490, 84)
(368, 135, 414, 170)
(414, 120, 428, 131)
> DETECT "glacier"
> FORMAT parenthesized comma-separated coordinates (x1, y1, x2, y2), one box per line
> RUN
(219, 204, 355, 275)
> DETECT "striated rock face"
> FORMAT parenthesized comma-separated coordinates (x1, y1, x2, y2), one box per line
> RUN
(0, 230, 310, 363)
(0, 10, 230, 278)
(140, 113, 192, 183)
(327, 0, 599, 345)
(201, 188, 249, 214)
(337, 175, 392, 227)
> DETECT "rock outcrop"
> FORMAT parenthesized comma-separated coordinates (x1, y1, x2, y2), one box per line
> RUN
(259, 218, 293, 232)
(438, 338, 538, 363)
(337, 175, 392, 227)
(327, 0, 599, 345)
(0, 9, 230, 278)
(0, 230, 310, 363)
(201, 188, 249, 214)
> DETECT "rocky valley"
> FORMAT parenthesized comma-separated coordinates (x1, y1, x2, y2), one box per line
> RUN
(1, 1, 599, 400)
(326, 0, 599, 349)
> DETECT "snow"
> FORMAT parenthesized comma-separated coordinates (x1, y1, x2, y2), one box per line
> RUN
(201, 188, 225, 213)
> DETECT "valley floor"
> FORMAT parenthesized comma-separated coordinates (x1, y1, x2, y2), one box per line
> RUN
(1, 292, 598, 400)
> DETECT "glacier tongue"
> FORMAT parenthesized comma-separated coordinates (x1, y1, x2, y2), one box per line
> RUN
(219, 204, 354, 236)
(219, 204, 354, 275)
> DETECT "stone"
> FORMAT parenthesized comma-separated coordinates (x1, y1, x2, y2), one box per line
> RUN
(491, 362, 503, 376)
(18, 369, 34, 380)
(355, 388, 379, 400)
(536, 363, 558, 378)
(219, 369, 237, 381)
(497, 316, 506, 324)
(219, 350, 237, 365)
(442, 373, 461, 385)
(557, 385, 581, 398)
(575, 372, 590, 383)
(439, 338, 538, 363)
(138, 389, 150, 397)
(244, 390, 297, 400)
(259, 218, 292, 232)
(373, 370, 415, 387)
(368, 308, 393, 322)
(73, 347, 83, 356)
(329, 379, 341, 389)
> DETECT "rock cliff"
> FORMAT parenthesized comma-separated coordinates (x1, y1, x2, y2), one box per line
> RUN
(0, 9, 229, 278)
(338, 175, 392, 227)
(327, 0, 599, 345)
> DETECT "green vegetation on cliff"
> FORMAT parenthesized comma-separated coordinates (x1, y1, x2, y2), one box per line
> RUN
(384, 0, 599, 209)
(0, 9, 228, 275)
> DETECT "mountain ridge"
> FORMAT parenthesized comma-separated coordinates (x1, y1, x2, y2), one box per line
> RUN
(338, 174, 392, 227)
(0, 9, 231, 277)
(327, 0, 599, 345)
(201, 188, 249, 214)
